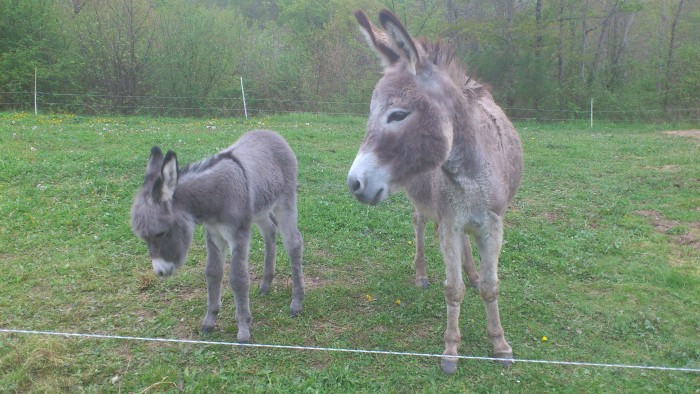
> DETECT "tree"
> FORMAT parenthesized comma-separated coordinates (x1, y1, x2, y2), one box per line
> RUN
(151, 1, 243, 116)
(663, 0, 684, 111)
(73, 0, 156, 113)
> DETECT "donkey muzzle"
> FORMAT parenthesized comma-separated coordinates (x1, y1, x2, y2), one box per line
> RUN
(151, 258, 176, 277)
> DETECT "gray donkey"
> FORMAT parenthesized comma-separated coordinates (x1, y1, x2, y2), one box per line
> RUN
(347, 10, 523, 373)
(131, 130, 305, 342)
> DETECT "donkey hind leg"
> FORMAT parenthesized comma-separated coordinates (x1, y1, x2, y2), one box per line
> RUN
(229, 229, 253, 343)
(474, 212, 513, 366)
(257, 213, 278, 296)
(439, 224, 466, 374)
(201, 229, 227, 334)
(274, 201, 305, 317)
(461, 235, 480, 290)
(412, 208, 429, 289)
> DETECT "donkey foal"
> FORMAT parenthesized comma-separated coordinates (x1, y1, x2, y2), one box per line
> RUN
(131, 130, 305, 342)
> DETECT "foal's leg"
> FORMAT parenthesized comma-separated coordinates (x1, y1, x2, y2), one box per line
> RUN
(202, 229, 227, 334)
(257, 213, 278, 295)
(274, 201, 305, 317)
(438, 223, 466, 374)
(461, 235, 480, 290)
(474, 213, 513, 365)
(229, 228, 252, 343)
(412, 208, 429, 289)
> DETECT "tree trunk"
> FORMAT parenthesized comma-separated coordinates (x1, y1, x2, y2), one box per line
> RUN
(557, 0, 566, 109)
(500, 0, 516, 107)
(657, 0, 667, 93)
(535, 0, 543, 58)
(663, 0, 684, 112)
(581, 0, 588, 83)
(587, 0, 619, 88)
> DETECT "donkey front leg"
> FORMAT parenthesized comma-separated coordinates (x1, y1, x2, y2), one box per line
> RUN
(474, 213, 513, 365)
(229, 230, 253, 343)
(412, 208, 429, 289)
(439, 224, 466, 374)
(201, 229, 227, 334)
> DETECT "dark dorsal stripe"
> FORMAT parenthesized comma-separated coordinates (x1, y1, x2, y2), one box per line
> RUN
(180, 151, 248, 186)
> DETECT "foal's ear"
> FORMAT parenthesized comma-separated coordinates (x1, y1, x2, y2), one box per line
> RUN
(378, 9, 423, 75)
(355, 10, 400, 68)
(145, 146, 164, 184)
(158, 151, 178, 203)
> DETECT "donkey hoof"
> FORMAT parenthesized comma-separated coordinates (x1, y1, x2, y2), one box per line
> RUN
(289, 300, 303, 317)
(259, 284, 271, 296)
(494, 351, 514, 368)
(237, 332, 251, 344)
(415, 278, 429, 289)
(200, 325, 215, 335)
(440, 358, 458, 374)
(289, 306, 303, 318)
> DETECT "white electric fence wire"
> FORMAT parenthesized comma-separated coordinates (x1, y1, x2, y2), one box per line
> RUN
(1, 329, 698, 373)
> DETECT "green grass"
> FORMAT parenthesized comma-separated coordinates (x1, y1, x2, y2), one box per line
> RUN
(1, 112, 699, 392)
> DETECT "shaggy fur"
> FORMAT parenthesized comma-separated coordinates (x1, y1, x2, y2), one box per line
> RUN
(347, 9, 523, 373)
(131, 130, 305, 342)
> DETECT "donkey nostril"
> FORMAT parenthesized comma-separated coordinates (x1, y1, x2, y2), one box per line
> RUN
(351, 179, 362, 193)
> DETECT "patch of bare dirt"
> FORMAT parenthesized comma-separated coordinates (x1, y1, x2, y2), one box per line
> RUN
(542, 211, 558, 224)
(662, 129, 700, 140)
(636, 210, 700, 252)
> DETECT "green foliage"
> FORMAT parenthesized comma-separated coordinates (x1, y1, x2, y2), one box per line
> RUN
(0, 1, 699, 119)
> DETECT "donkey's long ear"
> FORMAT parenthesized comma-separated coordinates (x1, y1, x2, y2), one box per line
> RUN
(355, 10, 400, 68)
(145, 146, 164, 184)
(378, 9, 423, 75)
(158, 151, 178, 202)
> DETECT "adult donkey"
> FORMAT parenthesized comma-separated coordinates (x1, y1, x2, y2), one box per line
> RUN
(347, 10, 523, 373)
(131, 130, 305, 343)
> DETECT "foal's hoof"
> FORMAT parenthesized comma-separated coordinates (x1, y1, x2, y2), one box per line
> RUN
(415, 278, 429, 289)
(259, 283, 271, 296)
(289, 306, 303, 318)
(440, 358, 458, 374)
(290, 300, 303, 317)
(200, 325, 215, 335)
(494, 351, 514, 368)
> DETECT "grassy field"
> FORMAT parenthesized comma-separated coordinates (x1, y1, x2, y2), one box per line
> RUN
(0, 112, 698, 392)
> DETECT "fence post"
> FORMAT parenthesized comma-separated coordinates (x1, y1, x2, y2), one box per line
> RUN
(240, 77, 248, 120)
(590, 99, 593, 128)
(34, 67, 38, 115)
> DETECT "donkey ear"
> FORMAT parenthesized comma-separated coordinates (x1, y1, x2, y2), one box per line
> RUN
(379, 9, 422, 75)
(158, 151, 178, 202)
(355, 10, 400, 68)
(145, 146, 164, 184)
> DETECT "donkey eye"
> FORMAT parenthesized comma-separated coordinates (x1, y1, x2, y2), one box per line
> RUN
(155, 231, 167, 238)
(387, 110, 410, 123)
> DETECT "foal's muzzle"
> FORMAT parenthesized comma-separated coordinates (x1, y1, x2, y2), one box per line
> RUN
(152, 258, 176, 277)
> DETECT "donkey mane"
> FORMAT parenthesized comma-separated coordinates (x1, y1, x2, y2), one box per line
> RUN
(179, 151, 247, 183)
(417, 39, 489, 100)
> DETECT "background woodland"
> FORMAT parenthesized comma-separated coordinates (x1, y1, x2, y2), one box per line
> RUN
(1, 0, 698, 120)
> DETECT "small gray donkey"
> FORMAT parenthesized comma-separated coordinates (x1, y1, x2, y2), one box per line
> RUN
(130, 130, 305, 342)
